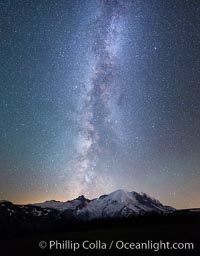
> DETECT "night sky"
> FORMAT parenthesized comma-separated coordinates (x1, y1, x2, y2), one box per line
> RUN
(0, 0, 200, 209)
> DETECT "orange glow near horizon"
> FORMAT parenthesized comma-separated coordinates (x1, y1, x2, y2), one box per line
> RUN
(4, 189, 200, 210)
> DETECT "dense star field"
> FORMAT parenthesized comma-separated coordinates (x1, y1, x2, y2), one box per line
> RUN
(0, 0, 199, 208)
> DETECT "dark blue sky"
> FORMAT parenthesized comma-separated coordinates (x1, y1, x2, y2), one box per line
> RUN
(0, 0, 199, 208)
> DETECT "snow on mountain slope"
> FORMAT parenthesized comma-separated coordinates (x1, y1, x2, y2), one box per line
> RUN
(0, 200, 59, 219)
(33, 195, 89, 211)
(76, 189, 174, 220)
(30, 189, 174, 220)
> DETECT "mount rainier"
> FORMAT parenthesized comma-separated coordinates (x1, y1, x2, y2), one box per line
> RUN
(32, 189, 174, 219)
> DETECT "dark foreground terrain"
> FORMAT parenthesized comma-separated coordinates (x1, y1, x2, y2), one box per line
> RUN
(0, 212, 200, 256)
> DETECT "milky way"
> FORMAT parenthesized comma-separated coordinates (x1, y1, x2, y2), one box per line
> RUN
(70, 0, 131, 195)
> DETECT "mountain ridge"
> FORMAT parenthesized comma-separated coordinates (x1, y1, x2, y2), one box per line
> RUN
(14, 189, 175, 218)
(2, 189, 200, 240)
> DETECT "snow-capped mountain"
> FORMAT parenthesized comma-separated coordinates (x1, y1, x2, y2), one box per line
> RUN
(32, 189, 174, 219)
(0, 189, 175, 233)
(76, 189, 174, 219)
(33, 195, 89, 211)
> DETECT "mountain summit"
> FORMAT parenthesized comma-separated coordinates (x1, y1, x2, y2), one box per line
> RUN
(76, 189, 174, 219)
(0, 189, 176, 238)
(32, 189, 174, 219)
